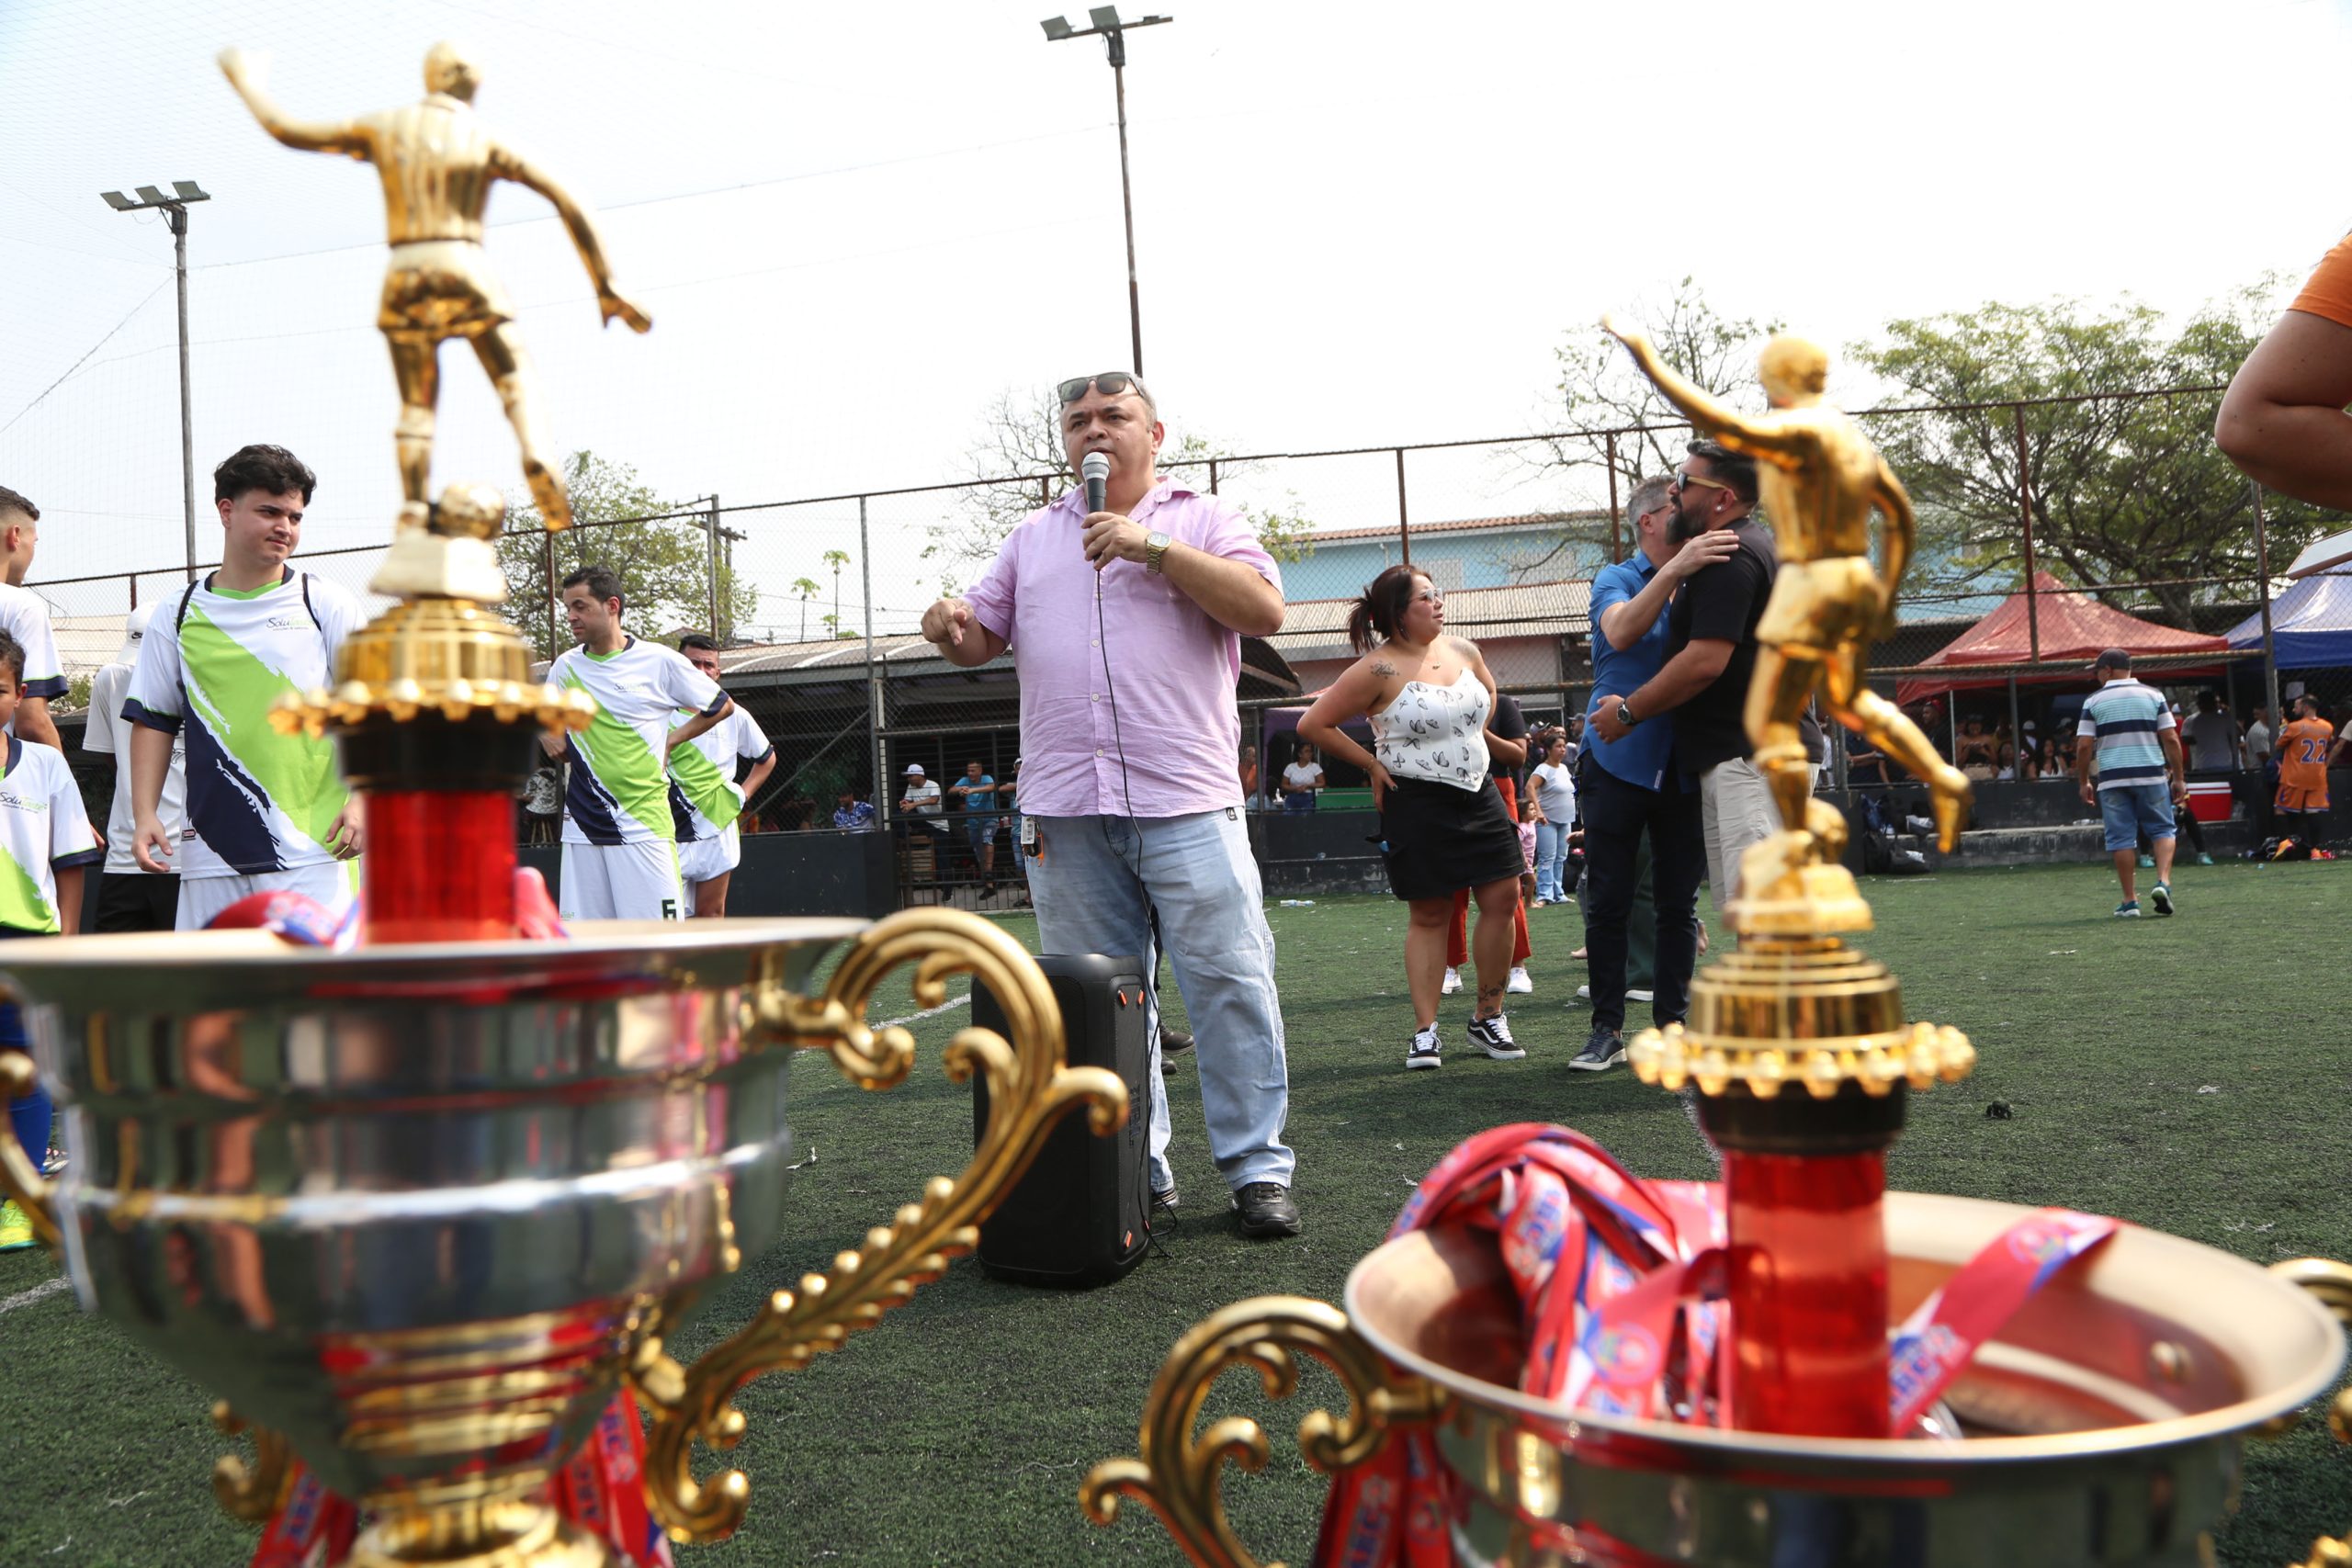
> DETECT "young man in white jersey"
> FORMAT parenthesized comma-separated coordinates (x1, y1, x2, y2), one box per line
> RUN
(0, 485, 67, 750)
(84, 602, 188, 931)
(124, 445, 367, 930)
(669, 633, 775, 919)
(0, 630, 104, 1252)
(542, 566, 733, 921)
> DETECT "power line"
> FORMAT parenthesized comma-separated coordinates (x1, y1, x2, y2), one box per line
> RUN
(194, 122, 1102, 272)
(0, 280, 170, 436)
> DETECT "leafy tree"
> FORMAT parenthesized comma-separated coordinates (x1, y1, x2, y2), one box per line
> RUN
(1550, 276, 1782, 484)
(789, 577, 820, 642)
(1846, 282, 2328, 622)
(495, 450, 754, 660)
(821, 548, 853, 638)
(923, 387, 1317, 594)
(1527, 276, 1782, 575)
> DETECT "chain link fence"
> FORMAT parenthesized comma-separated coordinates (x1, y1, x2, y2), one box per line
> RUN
(38, 385, 2352, 886)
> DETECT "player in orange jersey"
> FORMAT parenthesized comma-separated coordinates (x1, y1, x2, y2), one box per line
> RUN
(2274, 694, 2335, 838)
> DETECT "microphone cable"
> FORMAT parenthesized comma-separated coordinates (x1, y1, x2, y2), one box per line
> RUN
(1091, 502, 1171, 1250)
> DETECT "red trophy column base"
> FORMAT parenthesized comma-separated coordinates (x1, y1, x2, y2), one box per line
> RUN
(362, 789, 517, 943)
(1723, 1147, 1889, 1438)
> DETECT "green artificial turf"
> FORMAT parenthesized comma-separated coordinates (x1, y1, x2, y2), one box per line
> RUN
(2, 862, 2347, 1564)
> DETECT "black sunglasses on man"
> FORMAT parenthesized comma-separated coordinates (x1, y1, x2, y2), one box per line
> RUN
(1058, 371, 1148, 403)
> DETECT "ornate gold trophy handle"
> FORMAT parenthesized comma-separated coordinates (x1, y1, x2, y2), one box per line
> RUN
(636, 908, 1127, 1543)
(2270, 1259, 2352, 1568)
(0, 1050, 60, 1250)
(209, 1401, 295, 1522)
(1080, 1296, 1447, 1568)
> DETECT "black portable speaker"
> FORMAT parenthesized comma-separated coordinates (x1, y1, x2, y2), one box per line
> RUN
(970, 952, 1151, 1288)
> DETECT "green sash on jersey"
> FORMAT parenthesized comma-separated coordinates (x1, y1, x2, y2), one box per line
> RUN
(562, 667, 676, 841)
(0, 846, 56, 932)
(668, 708, 742, 832)
(181, 602, 349, 858)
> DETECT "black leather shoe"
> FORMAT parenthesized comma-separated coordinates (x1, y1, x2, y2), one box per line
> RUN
(1232, 1181, 1301, 1238)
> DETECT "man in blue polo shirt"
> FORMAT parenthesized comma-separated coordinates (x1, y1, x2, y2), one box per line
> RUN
(1568, 476, 1737, 1070)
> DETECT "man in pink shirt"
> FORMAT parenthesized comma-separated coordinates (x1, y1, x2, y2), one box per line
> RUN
(921, 372, 1299, 1238)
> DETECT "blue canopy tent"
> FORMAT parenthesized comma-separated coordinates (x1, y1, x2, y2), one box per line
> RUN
(2225, 573, 2352, 669)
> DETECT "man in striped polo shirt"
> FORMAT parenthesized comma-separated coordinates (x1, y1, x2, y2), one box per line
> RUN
(2074, 648, 2189, 918)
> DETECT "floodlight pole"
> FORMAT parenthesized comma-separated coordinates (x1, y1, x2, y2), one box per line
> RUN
(103, 182, 210, 582)
(1044, 11, 1172, 378)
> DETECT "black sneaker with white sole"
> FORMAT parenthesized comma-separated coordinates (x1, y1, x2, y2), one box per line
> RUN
(1570, 1026, 1626, 1071)
(1466, 1013, 1524, 1060)
(1406, 1028, 1442, 1070)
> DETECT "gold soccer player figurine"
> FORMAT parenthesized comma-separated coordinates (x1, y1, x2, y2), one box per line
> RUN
(1602, 318, 1973, 916)
(220, 41, 651, 537)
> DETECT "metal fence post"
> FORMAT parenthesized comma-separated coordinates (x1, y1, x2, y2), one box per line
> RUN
(2253, 481, 2280, 726)
(704, 493, 721, 638)
(541, 529, 558, 658)
(864, 494, 888, 826)
(1395, 447, 1410, 566)
(2015, 404, 2039, 667)
(1606, 432, 1623, 565)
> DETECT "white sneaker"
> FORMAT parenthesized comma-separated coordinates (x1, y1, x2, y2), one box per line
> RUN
(1575, 984, 1654, 1002)
(1440, 966, 1462, 995)
(1507, 965, 1532, 994)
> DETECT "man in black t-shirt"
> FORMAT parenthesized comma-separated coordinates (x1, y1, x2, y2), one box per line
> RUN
(1589, 439, 1781, 917)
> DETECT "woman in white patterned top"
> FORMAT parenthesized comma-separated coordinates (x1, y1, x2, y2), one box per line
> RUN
(1299, 566, 1528, 1072)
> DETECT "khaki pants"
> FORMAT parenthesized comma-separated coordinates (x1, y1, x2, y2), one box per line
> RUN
(1700, 756, 1780, 914)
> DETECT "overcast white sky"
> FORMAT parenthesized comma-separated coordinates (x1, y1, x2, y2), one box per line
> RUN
(3, 0, 2348, 635)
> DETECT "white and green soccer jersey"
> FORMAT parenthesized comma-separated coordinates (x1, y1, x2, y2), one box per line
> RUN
(121, 569, 364, 879)
(0, 738, 104, 933)
(549, 637, 726, 846)
(668, 704, 773, 842)
(0, 582, 67, 703)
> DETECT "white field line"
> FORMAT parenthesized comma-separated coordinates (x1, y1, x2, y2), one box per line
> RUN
(0, 1275, 69, 1314)
(876, 992, 971, 1031)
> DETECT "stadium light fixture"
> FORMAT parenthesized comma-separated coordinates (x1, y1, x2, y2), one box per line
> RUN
(1040, 8, 1173, 376)
(99, 180, 212, 582)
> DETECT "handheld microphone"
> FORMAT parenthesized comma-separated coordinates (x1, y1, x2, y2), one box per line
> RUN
(1082, 450, 1110, 516)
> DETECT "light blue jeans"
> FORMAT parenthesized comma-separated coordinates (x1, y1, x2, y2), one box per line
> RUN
(1027, 807, 1295, 1194)
(1533, 820, 1567, 903)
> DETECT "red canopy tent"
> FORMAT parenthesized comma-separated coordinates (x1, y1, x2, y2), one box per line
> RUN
(1894, 573, 2231, 705)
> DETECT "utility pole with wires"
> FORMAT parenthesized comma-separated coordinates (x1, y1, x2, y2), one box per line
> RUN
(100, 181, 209, 582)
(688, 494, 747, 644)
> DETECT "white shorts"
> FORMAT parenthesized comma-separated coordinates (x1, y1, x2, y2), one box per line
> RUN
(677, 823, 741, 888)
(560, 840, 684, 923)
(177, 861, 359, 931)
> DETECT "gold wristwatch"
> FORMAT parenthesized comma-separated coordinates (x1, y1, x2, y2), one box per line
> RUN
(1145, 530, 1170, 574)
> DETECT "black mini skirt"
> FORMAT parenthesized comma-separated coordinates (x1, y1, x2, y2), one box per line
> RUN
(1377, 774, 1525, 902)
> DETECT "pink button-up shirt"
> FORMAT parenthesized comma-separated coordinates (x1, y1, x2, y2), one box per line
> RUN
(965, 477, 1280, 819)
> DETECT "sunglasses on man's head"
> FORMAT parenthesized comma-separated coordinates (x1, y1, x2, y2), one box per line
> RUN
(1058, 372, 1146, 404)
